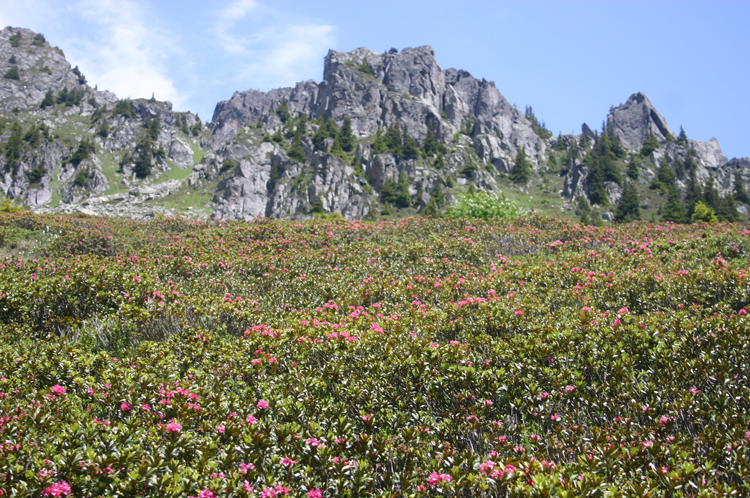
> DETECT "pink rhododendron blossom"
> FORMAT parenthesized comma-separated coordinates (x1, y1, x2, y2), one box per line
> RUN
(120, 402, 131, 411)
(50, 385, 66, 395)
(307, 489, 322, 498)
(257, 399, 270, 409)
(280, 457, 298, 467)
(41, 481, 71, 497)
(166, 421, 182, 433)
(427, 472, 452, 486)
(246, 415, 258, 425)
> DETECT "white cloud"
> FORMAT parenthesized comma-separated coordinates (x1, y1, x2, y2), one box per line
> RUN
(210, 0, 335, 89)
(69, 0, 185, 107)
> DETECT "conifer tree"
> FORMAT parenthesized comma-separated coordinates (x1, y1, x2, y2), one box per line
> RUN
(371, 127, 385, 154)
(401, 127, 420, 160)
(733, 170, 749, 204)
(685, 171, 703, 219)
(510, 147, 532, 185)
(640, 133, 660, 157)
(395, 171, 411, 207)
(614, 182, 641, 223)
(676, 126, 688, 146)
(337, 115, 355, 153)
(661, 189, 687, 223)
(4, 122, 23, 174)
(383, 123, 402, 156)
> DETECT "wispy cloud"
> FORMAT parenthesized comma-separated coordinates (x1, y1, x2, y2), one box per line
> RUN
(69, 0, 185, 107)
(210, 0, 335, 90)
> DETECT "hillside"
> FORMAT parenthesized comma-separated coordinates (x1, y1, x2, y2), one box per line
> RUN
(0, 26, 748, 223)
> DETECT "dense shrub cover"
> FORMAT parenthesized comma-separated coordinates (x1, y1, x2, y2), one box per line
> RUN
(0, 213, 749, 497)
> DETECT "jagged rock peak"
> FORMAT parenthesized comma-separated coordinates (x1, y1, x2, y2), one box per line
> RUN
(607, 92, 675, 151)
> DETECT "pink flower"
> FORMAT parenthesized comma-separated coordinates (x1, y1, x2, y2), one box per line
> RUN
(51, 385, 66, 395)
(166, 420, 182, 433)
(416, 485, 427, 492)
(617, 307, 629, 314)
(141, 404, 151, 412)
(196, 490, 216, 498)
(239, 462, 255, 474)
(41, 481, 72, 497)
(427, 472, 452, 486)
(246, 415, 258, 425)
(120, 402, 131, 411)
(307, 489, 323, 498)
(739, 309, 747, 315)
(216, 425, 225, 434)
(479, 460, 496, 474)
(484, 399, 493, 406)
(551, 414, 561, 422)
(243, 481, 254, 493)
(514, 310, 523, 316)
(280, 457, 298, 467)
(257, 399, 270, 409)
(564, 385, 575, 392)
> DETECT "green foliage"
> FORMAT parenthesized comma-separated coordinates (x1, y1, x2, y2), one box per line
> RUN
(114, 98, 135, 119)
(614, 182, 641, 223)
(733, 170, 749, 204)
(524, 105, 553, 139)
(0, 197, 23, 212)
(433, 152, 444, 169)
(336, 115, 355, 153)
(312, 118, 338, 151)
(25, 164, 46, 184)
(271, 129, 283, 144)
(448, 190, 523, 219)
(401, 127, 420, 160)
(691, 201, 718, 223)
(395, 171, 411, 208)
(422, 128, 446, 156)
(191, 118, 202, 136)
(460, 162, 478, 180)
(0, 214, 750, 496)
(554, 133, 566, 151)
(56, 87, 83, 107)
(586, 132, 622, 206)
(23, 124, 48, 148)
(640, 132, 660, 157)
(133, 138, 153, 179)
(383, 123, 402, 156)
(460, 117, 473, 136)
(650, 158, 676, 195)
(39, 89, 55, 109)
(287, 140, 307, 164)
(70, 139, 95, 167)
(660, 189, 687, 223)
(356, 62, 373, 76)
(676, 125, 688, 147)
(72, 169, 88, 187)
(4, 122, 23, 173)
(311, 196, 325, 213)
(143, 114, 161, 142)
(275, 99, 290, 123)
(510, 147, 532, 185)
(71, 65, 86, 85)
(626, 157, 640, 180)
(388, 47, 398, 54)
(8, 31, 22, 47)
(31, 33, 46, 47)
(3, 66, 20, 80)
(261, 133, 272, 143)
(96, 122, 110, 138)
(371, 127, 385, 154)
(220, 157, 236, 174)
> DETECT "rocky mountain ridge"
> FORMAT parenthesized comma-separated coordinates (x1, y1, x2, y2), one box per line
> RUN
(0, 26, 747, 223)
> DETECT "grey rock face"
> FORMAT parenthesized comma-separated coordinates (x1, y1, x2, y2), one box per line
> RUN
(607, 92, 675, 151)
(169, 137, 194, 169)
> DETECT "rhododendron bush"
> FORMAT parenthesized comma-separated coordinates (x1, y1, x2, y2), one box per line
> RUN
(0, 212, 749, 497)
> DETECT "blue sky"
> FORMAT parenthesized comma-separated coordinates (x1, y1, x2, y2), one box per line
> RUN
(1, 0, 748, 159)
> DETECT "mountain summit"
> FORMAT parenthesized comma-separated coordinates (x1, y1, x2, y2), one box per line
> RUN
(0, 27, 747, 223)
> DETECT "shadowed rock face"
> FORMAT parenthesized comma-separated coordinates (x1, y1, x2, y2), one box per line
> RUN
(607, 92, 675, 151)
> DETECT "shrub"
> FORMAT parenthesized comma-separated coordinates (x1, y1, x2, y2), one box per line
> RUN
(448, 191, 523, 219)
(3, 67, 20, 80)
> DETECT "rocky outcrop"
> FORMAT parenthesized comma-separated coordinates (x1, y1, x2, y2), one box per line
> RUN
(607, 92, 675, 151)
